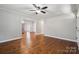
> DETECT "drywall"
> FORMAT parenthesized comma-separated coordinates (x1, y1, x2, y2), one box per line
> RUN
(77, 17, 79, 49)
(0, 8, 26, 42)
(0, 5, 76, 42)
(44, 14, 76, 40)
(36, 20, 44, 34)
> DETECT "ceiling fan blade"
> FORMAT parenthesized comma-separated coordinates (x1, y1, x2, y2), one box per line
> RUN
(33, 4, 38, 8)
(41, 6, 48, 9)
(33, 4, 40, 9)
(41, 11, 46, 14)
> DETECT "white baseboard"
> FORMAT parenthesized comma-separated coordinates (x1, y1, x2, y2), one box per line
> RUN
(0, 37, 21, 43)
(45, 35, 77, 42)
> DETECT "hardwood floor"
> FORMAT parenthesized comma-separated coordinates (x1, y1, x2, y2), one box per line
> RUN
(0, 32, 78, 54)
(45, 36, 78, 54)
(0, 39, 21, 54)
(18, 32, 45, 54)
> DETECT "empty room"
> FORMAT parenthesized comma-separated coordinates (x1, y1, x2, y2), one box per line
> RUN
(0, 4, 79, 54)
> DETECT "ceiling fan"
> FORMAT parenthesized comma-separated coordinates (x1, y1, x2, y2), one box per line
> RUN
(29, 4, 48, 14)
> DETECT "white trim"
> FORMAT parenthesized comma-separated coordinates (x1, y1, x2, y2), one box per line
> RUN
(0, 37, 21, 43)
(45, 35, 77, 42)
(36, 33, 44, 35)
(0, 35, 78, 43)
(35, 34, 78, 42)
(33, 34, 79, 43)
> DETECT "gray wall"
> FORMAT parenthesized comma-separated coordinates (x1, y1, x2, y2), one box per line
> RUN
(77, 17, 79, 40)
(44, 14, 76, 40)
(0, 8, 24, 41)
(0, 7, 76, 42)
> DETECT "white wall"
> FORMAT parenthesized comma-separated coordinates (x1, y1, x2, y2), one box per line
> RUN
(44, 14, 76, 40)
(0, 6, 76, 42)
(36, 20, 44, 34)
(77, 17, 79, 39)
(0, 8, 26, 41)
(77, 17, 79, 49)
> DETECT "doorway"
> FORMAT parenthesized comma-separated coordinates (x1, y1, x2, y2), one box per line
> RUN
(21, 20, 36, 49)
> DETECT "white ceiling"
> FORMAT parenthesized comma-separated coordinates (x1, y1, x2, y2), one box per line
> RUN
(0, 4, 78, 20)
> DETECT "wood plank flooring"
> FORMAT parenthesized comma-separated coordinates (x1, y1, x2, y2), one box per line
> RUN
(0, 32, 78, 54)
